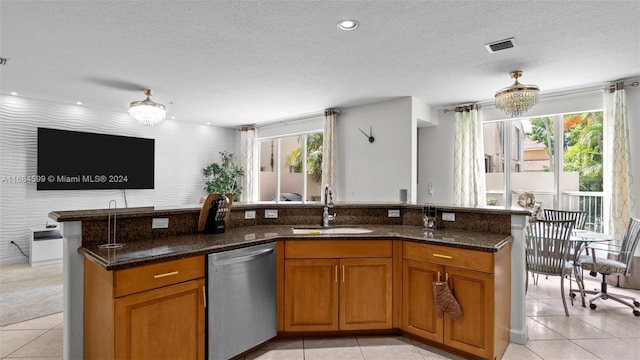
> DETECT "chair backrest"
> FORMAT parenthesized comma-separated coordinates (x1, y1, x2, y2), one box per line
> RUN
(618, 217, 640, 276)
(543, 209, 587, 230)
(525, 219, 575, 276)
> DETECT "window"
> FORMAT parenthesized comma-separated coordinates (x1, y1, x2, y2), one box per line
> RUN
(484, 111, 604, 231)
(258, 132, 323, 202)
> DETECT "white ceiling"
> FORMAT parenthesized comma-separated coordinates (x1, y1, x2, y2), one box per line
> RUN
(1, 1, 639, 128)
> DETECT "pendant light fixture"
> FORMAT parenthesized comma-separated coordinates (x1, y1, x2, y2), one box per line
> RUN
(494, 71, 539, 117)
(129, 89, 166, 126)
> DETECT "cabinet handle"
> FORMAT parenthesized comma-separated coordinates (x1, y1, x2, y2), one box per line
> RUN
(342, 265, 345, 283)
(437, 271, 441, 282)
(154, 271, 179, 279)
(446, 273, 449, 283)
(432, 253, 453, 260)
(335, 265, 338, 283)
(202, 286, 207, 308)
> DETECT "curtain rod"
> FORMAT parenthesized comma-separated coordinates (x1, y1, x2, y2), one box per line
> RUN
(239, 110, 328, 130)
(442, 79, 640, 113)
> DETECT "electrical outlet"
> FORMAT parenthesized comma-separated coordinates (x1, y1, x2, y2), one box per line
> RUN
(265, 209, 278, 219)
(442, 212, 456, 221)
(388, 209, 400, 218)
(152, 218, 169, 229)
(244, 210, 256, 219)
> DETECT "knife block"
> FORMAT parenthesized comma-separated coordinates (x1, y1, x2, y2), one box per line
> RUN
(204, 199, 226, 234)
(198, 193, 233, 233)
(206, 219, 226, 234)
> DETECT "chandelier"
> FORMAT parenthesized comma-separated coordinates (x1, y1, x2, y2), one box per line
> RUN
(494, 71, 539, 117)
(129, 89, 166, 126)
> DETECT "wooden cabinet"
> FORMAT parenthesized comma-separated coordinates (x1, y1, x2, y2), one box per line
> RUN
(283, 240, 393, 332)
(402, 242, 511, 360)
(84, 256, 206, 360)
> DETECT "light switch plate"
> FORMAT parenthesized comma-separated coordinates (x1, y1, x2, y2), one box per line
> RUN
(152, 218, 169, 229)
(265, 209, 278, 219)
(388, 209, 400, 218)
(244, 210, 256, 219)
(442, 212, 456, 221)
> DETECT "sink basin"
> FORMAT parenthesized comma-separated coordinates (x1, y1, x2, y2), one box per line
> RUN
(292, 227, 373, 235)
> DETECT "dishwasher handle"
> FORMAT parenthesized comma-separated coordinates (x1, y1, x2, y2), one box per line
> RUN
(210, 247, 274, 266)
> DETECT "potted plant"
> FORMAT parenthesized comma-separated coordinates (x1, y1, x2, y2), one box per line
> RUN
(202, 150, 244, 201)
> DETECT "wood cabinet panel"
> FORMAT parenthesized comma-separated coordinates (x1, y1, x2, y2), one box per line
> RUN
(284, 259, 339, 331)
(402, 259, 443, 342)
(285, 240, 392, 259)
(444, 267, 494, 358)
(114, 279, 205, 360)
(340, 258, 393, 330)
(401, 241, 511, 360)
(84, 256, 205, 360)
(403, 242, 494, 273)
(114, 256, 205, 297)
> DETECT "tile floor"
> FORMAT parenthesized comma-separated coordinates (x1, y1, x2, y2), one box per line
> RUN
(1, 276, 639, 359)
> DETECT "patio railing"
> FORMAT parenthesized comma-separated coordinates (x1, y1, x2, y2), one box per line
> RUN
(564, 191, 604, 232)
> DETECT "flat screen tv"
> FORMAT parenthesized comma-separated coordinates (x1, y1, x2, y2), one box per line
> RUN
(37, 128, 155, 190)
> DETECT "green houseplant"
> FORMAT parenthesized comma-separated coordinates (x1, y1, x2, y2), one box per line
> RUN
(202, 150, 244, 201)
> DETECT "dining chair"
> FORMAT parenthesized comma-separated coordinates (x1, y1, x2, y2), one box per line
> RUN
(525, 219, 575, 316)
(543, 209, 587, 230)
(578, 217, 640, 316)
(542, 209, 589, 288)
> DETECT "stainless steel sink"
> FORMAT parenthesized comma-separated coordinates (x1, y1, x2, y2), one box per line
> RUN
(292, 227, 373, 235)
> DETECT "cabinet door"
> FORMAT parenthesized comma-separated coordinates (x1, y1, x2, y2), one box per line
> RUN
(284, 259, 339, 331)
(402, 259, 443, 342)
(114, 278, 205, 360)
(444, 267, 494, 359)
(340, 258, 393, 330)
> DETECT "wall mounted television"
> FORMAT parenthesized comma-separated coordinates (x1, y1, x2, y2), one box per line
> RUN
(37, 128, 155, 190)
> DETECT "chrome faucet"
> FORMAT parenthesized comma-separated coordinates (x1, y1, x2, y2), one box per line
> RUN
(322, 184, 336, 227)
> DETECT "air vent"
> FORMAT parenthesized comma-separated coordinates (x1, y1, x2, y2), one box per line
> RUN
(485, 37, 516, 53)
(0, 57, 8, 66)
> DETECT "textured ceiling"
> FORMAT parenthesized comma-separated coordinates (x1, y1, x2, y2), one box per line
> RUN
(1, 1, 639, 127)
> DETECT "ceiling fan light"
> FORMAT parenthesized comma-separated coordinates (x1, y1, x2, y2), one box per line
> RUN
(129, 89, 166, 126)
(494, 71, 539, 117)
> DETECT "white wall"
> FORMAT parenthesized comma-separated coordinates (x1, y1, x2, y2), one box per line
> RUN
(417, 84, 640, 213)
(0, 95, 235, 265)
(337, 97, 413, 202)
(418, 111, 455, 204)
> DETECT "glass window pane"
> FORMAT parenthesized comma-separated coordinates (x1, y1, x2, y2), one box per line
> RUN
(562, 111, 604, 230)
(257, 132, 323, 202)
(513, 117, 555, 212)
(259, 139, 276, 201)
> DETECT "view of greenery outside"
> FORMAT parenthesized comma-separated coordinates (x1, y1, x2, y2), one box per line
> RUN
(285, 133, 323, 183)
(527, 112, 603, 191)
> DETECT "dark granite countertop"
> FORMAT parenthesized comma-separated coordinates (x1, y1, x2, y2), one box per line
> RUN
(80, 224, 512, 271)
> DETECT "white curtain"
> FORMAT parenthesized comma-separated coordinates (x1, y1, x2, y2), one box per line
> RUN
(453, 105, 486, 207)
(240, 126, 256, 202)
(603, 82, 634, 240)
(321, 109, 338, 202)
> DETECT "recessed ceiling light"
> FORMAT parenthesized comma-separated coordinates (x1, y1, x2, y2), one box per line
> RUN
(10, 92, 18, 96)
(206, 122, 211, 126)
(76, 101, 82, 105)
(337, 19, 359, 31)
(171, 116, 176, 120)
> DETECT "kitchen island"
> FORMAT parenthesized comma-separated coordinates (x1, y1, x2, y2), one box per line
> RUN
(50, 202, 530, 360)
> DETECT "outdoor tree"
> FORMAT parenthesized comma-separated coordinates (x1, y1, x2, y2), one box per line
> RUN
(285, 133, 323, 183)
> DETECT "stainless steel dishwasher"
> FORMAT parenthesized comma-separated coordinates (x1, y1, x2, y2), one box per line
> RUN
(207, 242, 276, 360)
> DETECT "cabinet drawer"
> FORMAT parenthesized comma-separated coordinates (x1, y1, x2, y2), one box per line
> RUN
(114, 256, 205, 297)
(403, 242, 494, 273)
(285, 240, 392, 259)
